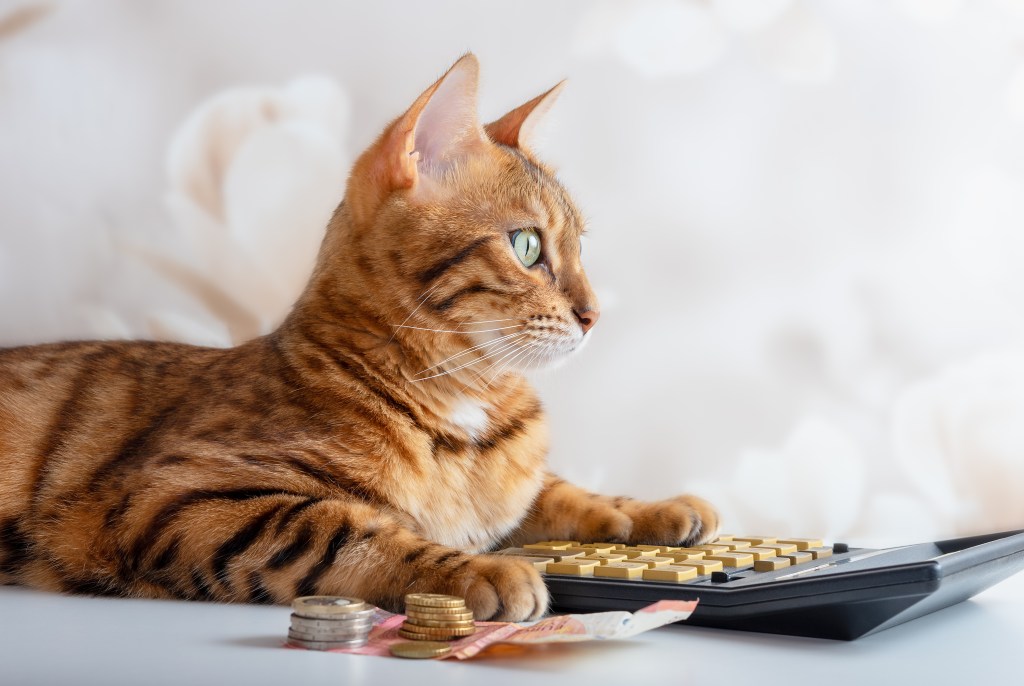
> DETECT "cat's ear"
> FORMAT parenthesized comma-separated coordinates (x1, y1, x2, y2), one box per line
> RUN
(348, 53, 486, 224)
(485, 81, 565, 150)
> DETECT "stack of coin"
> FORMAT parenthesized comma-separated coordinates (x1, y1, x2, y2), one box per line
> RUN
(288, 596, 376, 650)
(399, 594, 476, 641)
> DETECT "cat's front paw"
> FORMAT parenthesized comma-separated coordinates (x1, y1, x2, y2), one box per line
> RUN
(454, 555, 548, 622)
(617, 494, 720, 547)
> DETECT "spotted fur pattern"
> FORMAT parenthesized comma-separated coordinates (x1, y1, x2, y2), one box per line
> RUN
(0, 55, 717, 621)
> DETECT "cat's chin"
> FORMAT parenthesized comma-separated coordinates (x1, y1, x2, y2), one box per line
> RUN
(515, 333, 591, 375)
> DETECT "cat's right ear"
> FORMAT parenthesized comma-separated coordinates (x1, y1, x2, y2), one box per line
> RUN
(347, 54, 486, 225)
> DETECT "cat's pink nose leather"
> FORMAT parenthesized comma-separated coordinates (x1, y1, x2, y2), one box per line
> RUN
(574, 309, 600, 334)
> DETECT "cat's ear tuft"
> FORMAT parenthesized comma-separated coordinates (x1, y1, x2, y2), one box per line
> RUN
(348, 53, 487, 224)
(485, 80, 565, 150)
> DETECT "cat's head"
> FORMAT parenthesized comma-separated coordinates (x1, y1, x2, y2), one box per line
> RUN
(318, 54, 598, 383)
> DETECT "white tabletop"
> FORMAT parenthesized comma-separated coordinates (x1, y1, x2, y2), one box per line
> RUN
(2, 572, 1023, 686)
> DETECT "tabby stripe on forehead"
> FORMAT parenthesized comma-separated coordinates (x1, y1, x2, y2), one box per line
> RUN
(417, 235, 493, 285)
(506, 147, 584, 231)
(294, 520, 353, 598)
(211, 503, 286, 589)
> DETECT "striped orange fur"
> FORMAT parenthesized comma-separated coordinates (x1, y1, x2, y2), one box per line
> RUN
(0, 55, 718, 621)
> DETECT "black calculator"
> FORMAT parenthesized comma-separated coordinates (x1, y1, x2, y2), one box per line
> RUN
(497, 529, 1024, 640)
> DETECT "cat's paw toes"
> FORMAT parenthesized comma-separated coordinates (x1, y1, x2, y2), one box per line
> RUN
(576, 506, 633, 543)
(458, 555, 548, 622)
(622, 494, 719, 546)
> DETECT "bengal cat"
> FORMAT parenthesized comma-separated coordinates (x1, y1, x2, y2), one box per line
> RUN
(0, 54, 718, 621)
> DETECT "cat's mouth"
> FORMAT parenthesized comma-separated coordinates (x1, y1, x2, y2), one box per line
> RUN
(469, 317, 588, 375)
(406, 313, 589, 385)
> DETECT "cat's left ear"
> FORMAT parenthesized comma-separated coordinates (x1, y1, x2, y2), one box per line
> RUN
(485, 81, 565, 150)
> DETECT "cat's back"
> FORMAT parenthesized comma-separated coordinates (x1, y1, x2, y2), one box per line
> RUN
(0, 338, 231, 501)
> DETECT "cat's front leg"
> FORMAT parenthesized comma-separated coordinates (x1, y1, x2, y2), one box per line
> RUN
(113, 490, 548, 621)
(503, 473, 719, 547)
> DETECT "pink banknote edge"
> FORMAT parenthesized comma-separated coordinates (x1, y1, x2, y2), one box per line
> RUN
(283, 599, 698, 660)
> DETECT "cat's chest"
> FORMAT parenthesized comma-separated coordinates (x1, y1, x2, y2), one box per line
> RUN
(446, 398, 490, 441)
(390, 397, 548, 552)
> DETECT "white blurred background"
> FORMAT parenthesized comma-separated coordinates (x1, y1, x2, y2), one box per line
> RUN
(2, 0, 1024, 546)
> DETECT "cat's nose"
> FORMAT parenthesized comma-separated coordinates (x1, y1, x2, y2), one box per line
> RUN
(574, 308, 600, 334)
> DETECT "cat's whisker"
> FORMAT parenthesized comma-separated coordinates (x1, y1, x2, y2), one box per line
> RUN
(455, 317, 528, 326)
(415, 330, 523, 377)
(461, 338, 531, 390)
(411, 334, 528, 382)
(392, 323, 523, 335)
(481, 343, 536, 390)
(385, 281, 446, 346)
(476, 339, 537, 390)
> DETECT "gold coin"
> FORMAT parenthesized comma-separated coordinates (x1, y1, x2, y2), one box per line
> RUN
(398, 628, 475, 641)
(292, 596, 369, 616)
(400, 623, 477, 638)
(404, 593, 466, 608)
(405, 609, 474, 622)
(403, 617, 476, 629)
(389, 641, 453, 659)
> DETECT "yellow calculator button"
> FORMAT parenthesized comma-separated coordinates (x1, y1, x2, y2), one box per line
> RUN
(714, 541, 751, 551)
(777, 538, 823, 551)
(643, 565, 700, 582)
(713, 534, 735, 541)
(673, 560, 724, 575)
(593, 561, 648, 579)
(742, 547, 779, 561)
(704, 552, 755, 567)
(753, 557, 791, 572)
(663, 550, 704, 562)
(760, 543, 798, 556)
(500, 554, 556, 570)
(547, 541, 582, 547)
(580, 553, 628, 565)
(805, 546, 833, 560)
(693, 544, 732, 555)
(524, 542, 572, 551)
(619, 547, 653, 558)
(669, 548, 707, 558)
(545, 560, 599, 576)
(628, 556, 674, 569)
(579, 543, 618, 554)
(732, 536, 777, 545)
(783, 552, 814, 565)
(496, 547, 581, 562)
(634, 545, 670, 553)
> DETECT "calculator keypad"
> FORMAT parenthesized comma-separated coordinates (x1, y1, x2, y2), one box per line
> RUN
(498, 535, 834, 585)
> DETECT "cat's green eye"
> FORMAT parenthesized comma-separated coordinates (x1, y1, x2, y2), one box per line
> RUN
(511, 228, 542, 267)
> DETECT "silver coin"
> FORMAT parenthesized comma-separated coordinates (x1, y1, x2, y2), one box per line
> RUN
(287, 635, 368, 651)
(289, 621, 374, 635)
(289, 612, 375, 629)
(292, 596, 369, 616)
(288, 627, 371, 642)
(290, 610, 374, 626)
